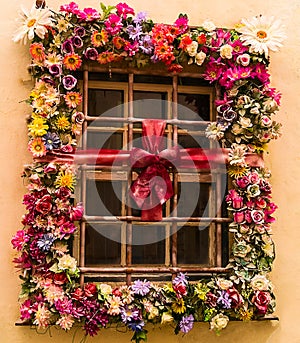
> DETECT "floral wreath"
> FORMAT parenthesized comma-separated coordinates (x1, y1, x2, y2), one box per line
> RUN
(12, 2, 285, 342)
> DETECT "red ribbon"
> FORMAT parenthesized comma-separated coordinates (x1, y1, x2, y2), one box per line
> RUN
(35, 119, 264, 221)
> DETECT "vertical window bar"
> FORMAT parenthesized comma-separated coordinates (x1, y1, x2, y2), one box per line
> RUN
(126, 73, 134, 284)
(80, 66, 89, 286)
(171, 76, 178, 276)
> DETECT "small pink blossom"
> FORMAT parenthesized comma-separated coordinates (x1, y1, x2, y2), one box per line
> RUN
(11, 230, 29, 251)
(116, 3, 135, 19)
(105, 14, 123, 35)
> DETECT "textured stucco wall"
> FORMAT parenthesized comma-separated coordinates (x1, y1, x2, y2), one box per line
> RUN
(1, 0, 299, 342)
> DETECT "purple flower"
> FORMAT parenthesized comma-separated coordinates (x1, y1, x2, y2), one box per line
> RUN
(48, 64, 62, 77)
(84, 47, 99, 60)
(127, 24, 143, 40)
(72, 35, 83, 49)
(217, 290, 232, 309)
(62, 75, 77, 90)
(61, 39, 74, 54)
(74, 26, 86, 37)
(179, 314, 194, 333)
(131, 279, 151, 296)
(139, 35, 153, 54)
(128, 320, 145, 332)
(37, 233, 55, 252)
(42, 132, 60, 150)
(173, 272, 188, 286)
(121, 306, 140, 323)
(133, 11, 147, 24)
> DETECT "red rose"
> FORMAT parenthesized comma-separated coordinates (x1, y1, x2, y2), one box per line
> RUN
(226, 288, 243, 308)
(53, 272, 68, 285)
(35, 194, 52, 214)
(205, 292, 218, 308)
(84, 283, 98, 297)
(70, 203, 84, 221)
(173, 283, 187, 298)
(112, 288, 123, 297)
(252, 291, 271, 315)
(72, 287, 85, 301)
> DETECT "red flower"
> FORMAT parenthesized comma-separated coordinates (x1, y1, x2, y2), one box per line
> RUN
(72, 288, 85, 301)
(35, 194, 52, 214)
(53, 272, 68, 285)
(179, 35, 193, 50)
(226, 288, 243, 308)
(112, 287, 123, 297)
(167, 64, 183, 73)
(84, 283, 98, 297)
(252, 291, 271, 315)
(173, 283, 187, 298)
(205, 292, 218, 308)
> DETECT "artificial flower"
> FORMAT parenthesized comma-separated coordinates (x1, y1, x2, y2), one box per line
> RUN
(13, 4, 53, 44)
(54, 170, 76, 190)
(238, 15, 286, 57)
(28, 138, 47, 157)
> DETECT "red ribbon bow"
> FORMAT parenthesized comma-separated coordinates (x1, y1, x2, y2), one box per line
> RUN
(130, 120, 177, 221)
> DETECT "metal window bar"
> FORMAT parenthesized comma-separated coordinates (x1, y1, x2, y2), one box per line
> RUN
(79, 68, 230, 284)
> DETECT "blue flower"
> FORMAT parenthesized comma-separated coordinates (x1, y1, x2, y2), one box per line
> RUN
(37, 233, 55, 252)
(128, 320, 145, 332)
(42, 132, 60, 150)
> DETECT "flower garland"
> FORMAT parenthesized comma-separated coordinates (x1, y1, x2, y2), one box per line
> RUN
(12, 2, 285, 342)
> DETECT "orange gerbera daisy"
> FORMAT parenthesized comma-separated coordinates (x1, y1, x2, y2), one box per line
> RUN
(28, 137, 47, 157)
(91, 29, 108, 47)
(63, 53, 82, 71)
(29, 42, 46, 62)
(97, 51, 115, 65)
(112, 36, 126, 50)
(64, 92, 82, 109)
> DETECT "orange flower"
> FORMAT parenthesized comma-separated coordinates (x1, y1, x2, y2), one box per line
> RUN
(63, 53, 82, 71)
(91, 29, 108, 47)
(64, 92, 82, 108)
(179, 35, 193, 50)
(29, 43, 46, 62)
(197, 33, 207, 45)
(97, 51, 115, 65)
(113, 36, 126, 50)
(28, 138, 47, 157)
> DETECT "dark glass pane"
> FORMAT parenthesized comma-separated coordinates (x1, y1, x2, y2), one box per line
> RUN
(177, 226, 209, 265)
(89, 73, 128, 82)
(131, 225, 165, 264)
(85, 224, 121, 265)
(178, 93, 210, 121)
(134, 74, 172, 84)
(88, 89, 124, 116)
(87, 131, 123, 149)
(86, 180, 122, 216)
(178, 133, 210, 149)
(177, 182, 210, 217)
(133, 91, 167, 118)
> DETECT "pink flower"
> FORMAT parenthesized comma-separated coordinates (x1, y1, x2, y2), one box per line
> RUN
(251, 210, 265, 224)
(70, 203, 84, 221)
(60, 222, 76, 238)
(11, 230, 29, 251)
(252, 64, 270, 84)
(79, 8, 100, 21)
(105, 14, 123, 35)
(173, 283, 187, 298)
(236, 176, 250, 188)
(84, 283, 98, 297)
(60, 2, 80, 15)
(252, 291, 271, 315)
(55, 187, 72, 199)
(249, 172, 260, 184)
(233, 211, 244, 223)
(232, 196, 244, 209)
(116, 3, 135, 19)
(255, 198, 267, 209)
(231, 40, 248, 55)
(43, 163, 57, 174)
(20, 299, 33, 320)
(36, 194, 53, 215)
(174, 16, 189, 34)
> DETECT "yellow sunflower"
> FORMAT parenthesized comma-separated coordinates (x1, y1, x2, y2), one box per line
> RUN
(171, 298, 186, 314)
(228, 165, 249, 179)
(55, 114, 71, 131)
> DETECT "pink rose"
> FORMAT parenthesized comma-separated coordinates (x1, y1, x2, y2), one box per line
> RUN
(250, 210, 264, 224)
(233, 211, 245, 223)
(60, 222, 76, 238)
(255, 198, 267, 209)
(44, 163, 57, 174)
(55, 187, 72, 199)
(35, 194, 52, 214)
(236, 176, 250, 188)
(252, 291, 271, 315)
(232, 196, 244, 209)
(70, 203, 84, 221)
(249, 172, 260, 184)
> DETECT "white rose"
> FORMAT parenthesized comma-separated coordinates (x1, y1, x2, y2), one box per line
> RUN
(186, 41, 198, 57)
(161, 312, 174, 324)
(99, 283, 112, 295)
(195, 51, 206, 65)
(57, 254, 77, 273)
(250, 275, 270, 291)
(239, 117, 252, 128)
(216, 278, 233, 290)
(236, 53, 250, 66)
(220, 44, 233, 59)
(202, 20, 216, 32)
(210, 313, 229, 331)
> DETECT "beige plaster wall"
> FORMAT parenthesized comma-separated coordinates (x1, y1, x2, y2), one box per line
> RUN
(0, 0, 299, 342)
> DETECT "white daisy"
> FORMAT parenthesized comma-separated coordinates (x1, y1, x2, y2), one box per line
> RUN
(237, 15, 286, 57)
(13, 4, 53, 44)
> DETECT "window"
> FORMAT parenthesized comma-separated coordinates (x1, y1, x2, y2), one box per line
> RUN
(74, 64, 230, 285)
